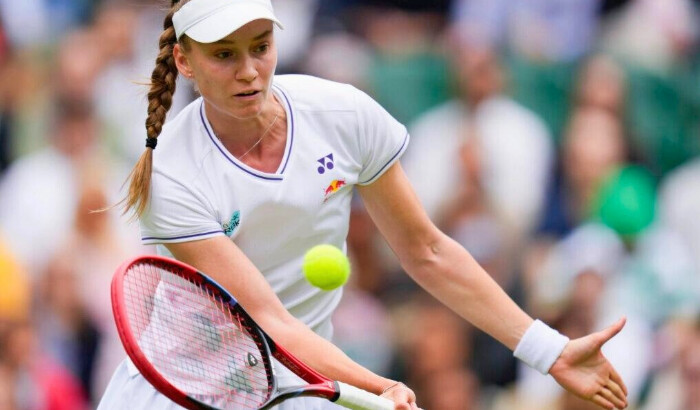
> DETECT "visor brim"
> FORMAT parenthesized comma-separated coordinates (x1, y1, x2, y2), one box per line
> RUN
(183, 4, 283, 43)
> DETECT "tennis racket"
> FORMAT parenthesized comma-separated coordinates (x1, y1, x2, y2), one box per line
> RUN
(111, 255, 394, 410)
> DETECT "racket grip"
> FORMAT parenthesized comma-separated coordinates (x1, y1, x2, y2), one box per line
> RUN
(334, 381, 395, 410)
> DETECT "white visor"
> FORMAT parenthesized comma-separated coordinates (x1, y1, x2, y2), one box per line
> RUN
(173, 0, 283, 43)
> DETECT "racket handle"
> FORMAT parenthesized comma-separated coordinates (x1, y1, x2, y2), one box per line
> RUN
(334, 381, 395, 410)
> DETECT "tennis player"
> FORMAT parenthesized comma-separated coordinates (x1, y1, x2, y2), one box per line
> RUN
(98, 0, 629, 409)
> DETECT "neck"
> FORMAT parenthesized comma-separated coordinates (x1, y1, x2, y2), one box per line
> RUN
(204, 96, 286, 160)
(206, 96, 275, 134)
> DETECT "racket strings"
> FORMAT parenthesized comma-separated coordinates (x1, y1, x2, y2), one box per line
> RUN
(123, 263, 274, 409)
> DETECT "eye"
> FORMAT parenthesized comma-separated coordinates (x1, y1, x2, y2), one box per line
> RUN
(215, 51, 233, 59)
(254, 43, 269, 54)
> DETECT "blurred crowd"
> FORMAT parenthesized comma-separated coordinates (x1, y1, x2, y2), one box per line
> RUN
(0, 0, 699, 409)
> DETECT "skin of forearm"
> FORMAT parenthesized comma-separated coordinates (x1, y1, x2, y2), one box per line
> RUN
(266, 314, 394, 394)
(166, 239, 394, 395)
(357, 163, 533, 351)
(398, 232, 533, 351)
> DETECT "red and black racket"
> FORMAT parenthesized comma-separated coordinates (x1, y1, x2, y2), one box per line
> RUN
(111, 255, 394, 410)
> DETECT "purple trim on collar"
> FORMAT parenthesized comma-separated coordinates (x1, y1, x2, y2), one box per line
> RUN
(199, 84, 294, 181)
(277, 86, 294, 174)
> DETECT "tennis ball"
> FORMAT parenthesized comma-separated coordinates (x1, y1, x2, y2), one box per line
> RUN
(302, 244, 350, 291)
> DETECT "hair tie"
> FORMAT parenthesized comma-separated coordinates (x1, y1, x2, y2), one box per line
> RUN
(146, 138, 158, 150)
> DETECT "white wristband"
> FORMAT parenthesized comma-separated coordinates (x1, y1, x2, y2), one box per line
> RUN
(513, 319, 569, 374)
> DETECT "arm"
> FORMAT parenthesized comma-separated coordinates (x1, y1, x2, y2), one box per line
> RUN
(164, 237, 417, 408)
(357, 162, 628, 410)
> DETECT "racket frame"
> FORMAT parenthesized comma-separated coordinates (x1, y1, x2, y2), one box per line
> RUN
(112, 255, 344, 410)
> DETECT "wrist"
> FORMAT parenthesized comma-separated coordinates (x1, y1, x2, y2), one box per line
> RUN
(513, 319, 569, 375)
(381, 381, 404, 395)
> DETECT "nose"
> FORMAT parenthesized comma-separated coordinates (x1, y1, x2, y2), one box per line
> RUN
(236, 54, 258, 83)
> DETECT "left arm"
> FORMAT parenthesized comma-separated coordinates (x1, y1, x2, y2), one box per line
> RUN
(358, 162, 531, 350)
(358, 162, 628, 410)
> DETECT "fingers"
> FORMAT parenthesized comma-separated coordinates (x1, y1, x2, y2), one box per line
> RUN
(610, 368, 628, 397)
(393, 400, 418, 410)
(385, 383, 418, 410)
(592, 393, 615, 410)
(394, 401, 411, 410)
(600, 385, 627, 409)
(605, 379, 625, 402)
(391, 392, 413, 410)
(595, 317, 627, 348)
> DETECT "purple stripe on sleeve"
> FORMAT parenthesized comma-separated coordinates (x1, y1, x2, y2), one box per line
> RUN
(142, 230, 223, 242)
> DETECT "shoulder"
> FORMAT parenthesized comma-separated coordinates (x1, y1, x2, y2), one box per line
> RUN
(273, 74, 367, 112)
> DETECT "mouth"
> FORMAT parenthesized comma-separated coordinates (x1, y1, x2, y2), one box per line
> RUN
(235, 90, 260, 97)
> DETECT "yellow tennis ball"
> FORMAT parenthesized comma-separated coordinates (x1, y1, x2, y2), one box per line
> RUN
(302, 244, 350, 291)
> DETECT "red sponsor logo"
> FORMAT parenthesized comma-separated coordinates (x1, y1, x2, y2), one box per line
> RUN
(323, 179, 346, 201)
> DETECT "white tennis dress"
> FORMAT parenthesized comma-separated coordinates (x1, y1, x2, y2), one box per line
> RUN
(97, 74, 408, 410)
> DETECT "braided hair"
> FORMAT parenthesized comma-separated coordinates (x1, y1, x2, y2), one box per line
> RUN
(123, 0, 189, 217)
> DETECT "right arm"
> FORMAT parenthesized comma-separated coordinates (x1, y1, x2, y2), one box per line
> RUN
(164, 236, 415, 408)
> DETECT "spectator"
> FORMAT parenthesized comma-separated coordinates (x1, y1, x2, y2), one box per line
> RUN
(680, 319, 700, 410)
(535, 107, 628, 241)
(642, 316, 700, 410)
(574, 54, 627, 117)
(600, 0, 698, 74)
(525, 164, 698, 408)
(0, 95, 128, 277)
(358, 1, 453, 125)
(0, 0, 98, 50)
(421, 367, 480, 410)
(0, 320, 90, 410)
(92, 2, 194, 163)
(451, 0, 604, 137)
(393, 298, 471, 395)
(404, 43, 553, 241)
(599, 0, 699, 175)
(657, 152, 700, 277)
(50, 177, 147, 402)
(35, 250, 101, 401)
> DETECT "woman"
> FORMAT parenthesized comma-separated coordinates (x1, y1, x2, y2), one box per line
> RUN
(99, 0, 629, 409)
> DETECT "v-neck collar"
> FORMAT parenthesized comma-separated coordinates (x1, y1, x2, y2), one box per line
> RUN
(200, 83, 294, 181)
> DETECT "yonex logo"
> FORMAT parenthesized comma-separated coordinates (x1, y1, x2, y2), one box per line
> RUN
(317, 153, 334, 174)
(246, 352, 258, 367)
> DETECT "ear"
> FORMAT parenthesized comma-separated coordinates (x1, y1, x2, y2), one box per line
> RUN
(173, 43, 194, 79)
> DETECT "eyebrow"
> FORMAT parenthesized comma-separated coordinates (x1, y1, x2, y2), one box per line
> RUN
(212, 30, 273, 45)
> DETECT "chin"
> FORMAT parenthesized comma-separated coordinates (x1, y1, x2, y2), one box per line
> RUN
(233, 99, 267, 117)
(215, 99, 259, 119)
(232, 107, 265, 120)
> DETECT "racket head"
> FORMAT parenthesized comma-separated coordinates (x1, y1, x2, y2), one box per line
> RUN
(111, 255, 277, 409)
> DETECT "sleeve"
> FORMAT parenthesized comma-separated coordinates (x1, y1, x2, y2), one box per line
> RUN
(139, 170, 224, 245)
(353, 87, 410, 185)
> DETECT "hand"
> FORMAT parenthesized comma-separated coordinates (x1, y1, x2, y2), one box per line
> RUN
(380, 382, 421, 410)
(549, 317, 629, 409)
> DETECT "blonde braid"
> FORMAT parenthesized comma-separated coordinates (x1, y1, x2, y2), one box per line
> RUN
(123, 0, 188, 217)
